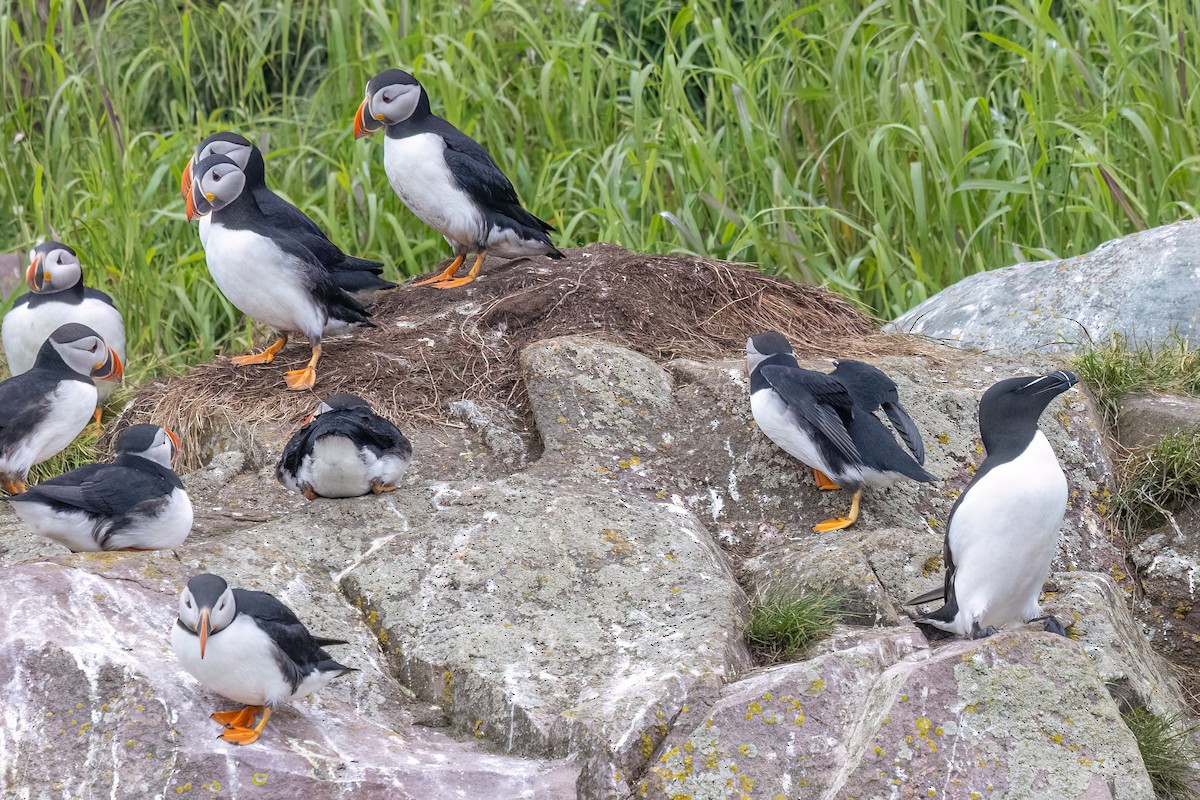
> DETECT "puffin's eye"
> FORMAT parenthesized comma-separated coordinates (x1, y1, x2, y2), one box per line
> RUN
(185, 598, 192, 609)
(89, 342, 98, 353)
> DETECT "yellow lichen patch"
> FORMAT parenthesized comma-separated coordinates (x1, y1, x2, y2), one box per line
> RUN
(1050, 733, 1064, 745)
(442, 671, 454, 703)
(809, 679, 825, 692)
(738, 744, 758, 757)
(641, 733, 655, 758)
(937, 432, 950, 445)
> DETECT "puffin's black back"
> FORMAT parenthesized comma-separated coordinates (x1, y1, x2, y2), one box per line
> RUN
(277, 404, 411, 480)
(233, 588, 351, 691)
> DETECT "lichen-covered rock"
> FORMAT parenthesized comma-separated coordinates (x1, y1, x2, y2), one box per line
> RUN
(889, 219, 1200, 354)
(1116, 392, 1200, 450)
(1130, 511, 1200, 687)
(642, 630, 1155, 800)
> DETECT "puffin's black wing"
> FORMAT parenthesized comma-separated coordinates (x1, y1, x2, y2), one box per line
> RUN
(846, 413, 936, 482)
(0, 372, 60, 453)
(83, 286, 117, 308)
(882, 400, 925, 465)
(234, 589, 352, 690)
(10, 464, 172, 516)
(759, 365, 861, 464)
(338, 408, 412, 457)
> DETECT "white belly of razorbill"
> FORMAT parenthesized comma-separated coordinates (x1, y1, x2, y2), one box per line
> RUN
(295, 436, 410, 498)
(944, 431, 1068, 635)
(2, 299, 125, 406)
(204, 223, 328, 338)
(0, 380, 96, 478)
(383, 133, 485, 250)
(172, 614, 298, 707)
(750, 388, 862, 485)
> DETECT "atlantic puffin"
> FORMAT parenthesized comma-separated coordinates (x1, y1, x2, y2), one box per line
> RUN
(276, 393, 412, 499)
(9, 424, 191, 552)
(907, 370, 1078, 639)
(353, 68, 562, 288)
(0, 323, 122, 494)
(171, 573, 353, 745)
(187, 153, 373, 390)
(2, 241, 126, 414)
(181, 132, 394, 294)
(746, 332, 934, 531)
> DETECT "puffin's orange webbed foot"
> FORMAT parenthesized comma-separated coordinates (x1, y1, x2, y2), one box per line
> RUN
(210, 705, 261, 729)
(231, 336, 288, 367)
(284, 367, 317, 391)
(218, 707, 272, 745)
(413, 254, 465, 287)
(2, 480, 27, 495)
(430, 253, 485, 289)
(371, 484, 398, 494)
(812, 469, 840, 491)
(812, 489, 861, 533)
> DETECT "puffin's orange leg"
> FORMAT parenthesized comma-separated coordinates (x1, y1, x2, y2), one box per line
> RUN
(2, 479, 27, 495)
(211, 705, 261, 728)
(813, 489, 861, 533)
(92, 407, 104, 431)
(371, 483, 398, 494)
(431, 252, 485, 289)
(231, 336, 288, 367)
(284, 344, 320, 391)
(220, 707, 273, 745)
(812, 469, 840, 490)
(413, 254, 465, 287)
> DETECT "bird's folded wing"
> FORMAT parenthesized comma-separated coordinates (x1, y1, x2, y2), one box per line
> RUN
(882, 400, 926, 465)
(760, 365, 861, 464)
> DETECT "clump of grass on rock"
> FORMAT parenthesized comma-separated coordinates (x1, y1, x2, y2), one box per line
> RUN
(743, 591, 842, 664)
(1073, 334, 1200, 425)
(1122, 708, 1200, 800)
(1115, 432, 1200, 534)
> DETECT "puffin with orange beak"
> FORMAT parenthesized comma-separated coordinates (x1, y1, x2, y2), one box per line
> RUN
(2, 241, 126, 419)
(354, 68, 562, 289)
(0, 323, 122, 495)
(187, 153, 374, 390)
(181, 132, 394, 294)
(9, 423, 192, 552)
(171, 573, 353, 745)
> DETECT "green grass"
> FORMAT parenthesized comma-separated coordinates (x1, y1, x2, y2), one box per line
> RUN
(1123, 708, 1199, 800)
(5, 0, 1200, 387)
(1073, 334, 1200, 424)
(744, 591, 842, 663)
(1115, 431, 1200, 533)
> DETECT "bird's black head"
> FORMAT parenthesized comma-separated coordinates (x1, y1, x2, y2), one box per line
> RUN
(746, 331, 799, 375)
(178, 573, 237, 659)
(187, 153, 247, 220)
(116, 424, 182, 468)
(829, 360, 900, 410)
(354, 68, 429, 138)
(322, 393, 371, 412)
(978, 370, 1079, 452)
(196, 131, 265, 185)
(26, 240, 82, 294)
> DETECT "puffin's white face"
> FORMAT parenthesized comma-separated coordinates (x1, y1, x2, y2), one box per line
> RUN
(178, 581, 237, 659)
(134, 427, 182, 468)
(745, 336, 769, 374)
(197, 139, 252, 171)
(367, 82, 422, 125)
(195, 161, 246, 213)
(52, 333, 123, 381)
(27, 245, 82, 294)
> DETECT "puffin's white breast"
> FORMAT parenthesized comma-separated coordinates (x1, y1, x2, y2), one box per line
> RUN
(204, 223, 328, 339)
(102, 488, 193, 551)
(382, 133, 485, 250)
(10, 503, 100, 552)
(1, 297, 125, 403)
(750, 387, 862, 485)
(0, 380, 97, 478)
(944, 430, 1068, 635)
(296, 436, 410, 498)
(172, 614, 294, 707)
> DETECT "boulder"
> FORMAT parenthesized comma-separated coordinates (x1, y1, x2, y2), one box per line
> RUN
(1117, 392, 1200, 450)
(889, 220, 1200, 355)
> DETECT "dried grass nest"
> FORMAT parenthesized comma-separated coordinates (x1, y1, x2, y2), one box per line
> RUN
(116, 243, 927, 466)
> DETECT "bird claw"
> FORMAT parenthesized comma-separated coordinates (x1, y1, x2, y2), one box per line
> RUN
(429, 275, 478, 289)
(218, 725, 263, 745)
(284, 367, 316, 391)
(210, 706, 260, 728)
(969, 622, 998, 640)
(2, 480, 27, 495)
(812, 516, 853, 533)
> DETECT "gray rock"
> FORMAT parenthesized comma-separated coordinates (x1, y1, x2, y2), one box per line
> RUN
(640, 630, 1155, 800)
(0, 252, 21, 298)
(889, 220, 1200, 354)
(1117, 392, 1200, 450)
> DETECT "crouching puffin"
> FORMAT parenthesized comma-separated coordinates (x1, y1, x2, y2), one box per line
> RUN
(9, 424, 191, 552)
(907, 370, 1078, 639)
(187, 153, 374, 390)
(2, 241, 126, 417)
(746, 332, 934, 531)
(181, 132, 394, 294)
(276, 393, 411, 499)
(354, 68, 563, 288)
(171, 573, 353, 745)
(0, 324, 122, 494)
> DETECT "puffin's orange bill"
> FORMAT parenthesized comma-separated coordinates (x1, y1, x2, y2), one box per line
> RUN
(185, 184, 199, 221)
(180, 157, 193, 205)
(199, 609, 210, 659)
(92, 348, 123, 383)
(25, 255, 40, 291)
(164, 427, 182, 463)
(353, 98, 380, 139)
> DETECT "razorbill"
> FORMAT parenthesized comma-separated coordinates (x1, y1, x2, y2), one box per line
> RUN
(187, 153, 373, 391)
(0, 323, 122, 494)
(276, 393, 412, 499)
(354, 68, 562, 288)
(907, 370, 1079, 639)
(171, 573, 353, 745)
(747, 331, 934, 531)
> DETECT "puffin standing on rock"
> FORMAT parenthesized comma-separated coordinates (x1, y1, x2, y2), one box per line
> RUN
(171, 573, 354, 745)
(2, 241, 126, 417)
(907, 370, 1079, 640)
(746, 331, 934, 531)
(187, 153, 374, 391)
(354, 68, 562, 288)
(0, 323, 122, 495)
(181, 132, 395, 294)
(276, 393, 412, 499)
(9, 424, 191, 552)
